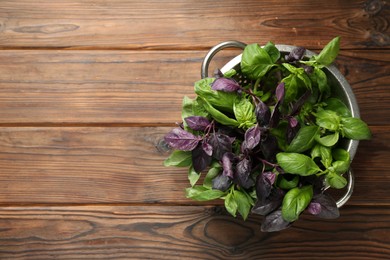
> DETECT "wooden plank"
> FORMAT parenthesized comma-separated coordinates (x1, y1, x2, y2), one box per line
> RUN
(0, 50, 388, 125)
(0, 0, 388, 49)
(0, 205, 389, 259)
(0, 126, 388, 205)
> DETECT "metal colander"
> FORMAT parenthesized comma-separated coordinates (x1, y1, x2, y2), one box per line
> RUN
(201, 41, 359, 208)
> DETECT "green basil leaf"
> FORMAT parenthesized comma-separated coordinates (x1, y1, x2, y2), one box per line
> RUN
(315, 110, 341, 131)
(203, 162, 221, 189)
(330, 148, 350, 174)
(193, 97, 209, 118)
(287, 125, 320, 152)
(188, 166, 201, 187)
(313, 67, 329, 95)
(276, 152, 321, 176)
(340, 117, 372, 140)
(311, 144, 333, 168)
(181, 96, 194, 122)
(314, 36, 340, 66)
(163, 150, 192, 167)
(282, 185, 313, 222)
(281, 74, 299, 102)
(315, 131, 339, 147)
(223, 69, 237, 78)
(333, 148, 350, 162)
(297, 72, 312, 90)
(224, 192, 238, 217)
(326, 172, 347, 189)
(241, 43, 275, 79)
(282, 63, 311, 91)
(194, 77, 237, 113)
(234, 190, 252, 220)
(277, 175, 299, 190)
(324, 97, 351, 117)
(185, 186, 226, 201)
(263, 42, 280, 63)
(282, 63, 301, 74)
(331, 161, 350, 174)
(233, 98, 256, 129)
(200, 98, 240, 127)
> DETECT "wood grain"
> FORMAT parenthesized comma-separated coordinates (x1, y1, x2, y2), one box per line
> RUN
(0, 0, 389, 257)
(0, 0, 388, 50)
(0, 126, 387, 205)
(0, 205, 389, 259)
(0, 50, 388, 125)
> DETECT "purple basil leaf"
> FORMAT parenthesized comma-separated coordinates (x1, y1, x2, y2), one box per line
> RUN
(255, 101, 271, 126)
(268, 108, 280, 128)
(263, 171, 276, 185)
(221, 152, 235, 178)
(288, 117, 298, 128)
(212, 174, 232, 191)
(269, 82, 285, 127)
(243, 124, 261, 150)
(291, 90, 311, 116)
(285, 46, 306, 62)
(209, 133, 233, 160)
(261, 209, 292, 232)
(286, 117, 300, 144)
(260, 135, 279, 161)
(211, 78, 241, 92)
(275, 82, 285, 104)
(311, 193, 340, 219)
(307, 202, 322, 215)
(184, 116, 211, 131)
(269, 83, 284, 128)
(256, 172, 272, 202)
(202, 140, 213, 156)
(235, 158, 254, 189)
(192, 144, 212, 173)
(252, 188, 284, 215)
(164, 128, 201, 151)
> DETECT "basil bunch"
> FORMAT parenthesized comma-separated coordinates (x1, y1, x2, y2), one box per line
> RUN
(164, 37, 371, 232)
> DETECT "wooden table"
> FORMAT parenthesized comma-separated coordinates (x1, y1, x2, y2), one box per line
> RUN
(0, 1, 389, 259)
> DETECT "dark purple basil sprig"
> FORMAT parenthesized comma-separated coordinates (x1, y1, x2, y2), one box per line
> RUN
(285, 46, 306, 63)
(217, 83, 285, 194)
(261, 208, 291, 232)
(165, 116, 236, 172)
(192, 142, 213, 173)
(263, 82, 285, 128)
(307, 193, 340, 219)
(184, 116, 211, 131)
(164, 127, 203, 151)
(211, 77, 242, 93)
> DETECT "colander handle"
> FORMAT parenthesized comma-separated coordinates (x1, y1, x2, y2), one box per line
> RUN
(201, 41, 247, 78)
(324, 168, 354, 208)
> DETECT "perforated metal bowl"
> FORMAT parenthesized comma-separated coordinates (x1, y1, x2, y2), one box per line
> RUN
(201, 41, 359, 208)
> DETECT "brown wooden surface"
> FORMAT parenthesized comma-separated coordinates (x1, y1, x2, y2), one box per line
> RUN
(0, 50, 388, 125)
(0, 206, 389, 259)
(0, 0, 389, 259)
(0, 126, 388, 205)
